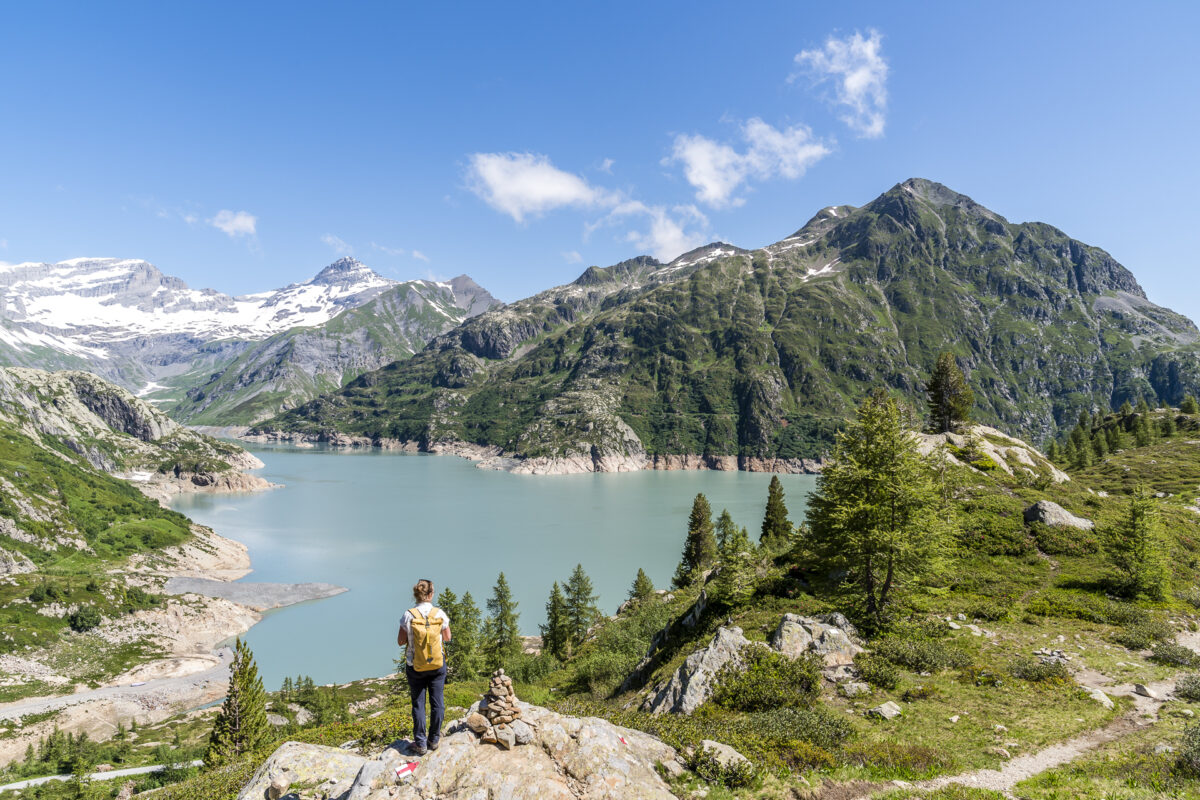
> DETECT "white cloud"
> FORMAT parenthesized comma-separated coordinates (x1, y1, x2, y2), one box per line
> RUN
(182, 213, 198, 225)
(209, 209, 258, 238)
(412, 250, 430, 263)
(321, 234, 354, 256)
(562, 250, 583, 264)
(604, 202, 710, 263)
(599, 158, 615, 174)
(794, 29, 888, 138)
(466, 152, 613, 222)
(668, 119, 831, 208)
(371, 242, 405, 257)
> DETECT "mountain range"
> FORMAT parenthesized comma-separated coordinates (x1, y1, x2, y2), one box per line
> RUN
(0, 256, 499, 424)
(255, 178, 1200, 470)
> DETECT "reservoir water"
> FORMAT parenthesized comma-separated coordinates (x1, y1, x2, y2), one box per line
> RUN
(171, 445, 817, 689)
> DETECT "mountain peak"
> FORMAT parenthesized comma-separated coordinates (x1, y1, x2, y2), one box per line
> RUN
(891, 178, 1005, 222)
(309, 257, 375, 285)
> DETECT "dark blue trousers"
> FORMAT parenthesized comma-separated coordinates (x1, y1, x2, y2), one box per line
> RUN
(406, 664, 446, 746)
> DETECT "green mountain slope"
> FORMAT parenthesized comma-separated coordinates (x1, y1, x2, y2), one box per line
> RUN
(257, 179, 1200, 468)
(165, 275, 499, 425)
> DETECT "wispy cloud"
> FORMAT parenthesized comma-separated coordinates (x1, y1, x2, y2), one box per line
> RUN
(599, 158, 615, 174)
(668, 118, 831, 208)
(592, 202, 710, 263)
(209, 209, 258, 238)
(371, 242, 406, 257)
(321, 233, 354, 255)
(411, 250, 430, 263)
(562, 250, 583, 264)
(466, 152, 615, 222)
(794, 30, 889, 138)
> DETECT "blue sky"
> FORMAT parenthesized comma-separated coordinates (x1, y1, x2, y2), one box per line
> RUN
(2, 1, 1198, 317)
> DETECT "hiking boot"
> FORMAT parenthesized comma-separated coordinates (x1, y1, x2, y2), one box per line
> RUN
(428, 737, 440, 751)
(411, 742, 427, 756)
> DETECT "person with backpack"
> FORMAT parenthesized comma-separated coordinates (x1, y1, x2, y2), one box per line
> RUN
(396, 578, 451, 754)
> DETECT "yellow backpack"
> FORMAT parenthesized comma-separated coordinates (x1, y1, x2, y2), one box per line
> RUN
(409, 608, 444, 671)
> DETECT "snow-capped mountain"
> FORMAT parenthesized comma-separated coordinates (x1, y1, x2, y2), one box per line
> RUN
(0, 257, 500, 415)
(0, 256, 395, 352)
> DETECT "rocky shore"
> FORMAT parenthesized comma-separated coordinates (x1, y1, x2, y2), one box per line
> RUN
(242, 430, 826, 475)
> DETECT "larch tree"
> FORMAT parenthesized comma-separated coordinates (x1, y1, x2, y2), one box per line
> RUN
(926, 352, 974, 434)
(483, 572, 521, 670)
(760, 475, 791, 547)
(1108, 490, 1171, 600)
(541, 582, 569, 660)
(629, 568, 655, 602)
(439, 587, 482, 678)
(205, 638, 270, 767)
(806, 389, 952, 623)
(673, 493, 716, 588)
(564, 564, 600, 653)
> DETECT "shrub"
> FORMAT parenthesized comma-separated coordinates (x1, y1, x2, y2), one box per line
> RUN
(1178, 587, 1200, 609)
(960, 666, 1003, 687)
(901, 685, 939, 702)
(780, 740, 838, 771)
(68, 605, 102, 632)
(1150, 642, 1200, 667)
(873, 637, 972, 673)
(746, 707, 853, 751)
(854, 653, 900, 689)
(1113, 617, 1173, 650)
(1180, 723, 1200, 775)
(1008, 656, 1071, 684)
(710, 644, 821, 712)
(1029, 522, 1100, 556)
(690, 746, 759, 788)
(1177, 673, 1200, 701)
(842, 740, 956, 777)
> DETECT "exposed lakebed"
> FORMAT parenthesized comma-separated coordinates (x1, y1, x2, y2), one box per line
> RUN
(171, 444, 817, 689)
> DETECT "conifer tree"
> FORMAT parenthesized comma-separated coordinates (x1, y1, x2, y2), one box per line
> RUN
(1045, 440, 1061, 463)
(1181, 395, 1199, 415)
(1091, 430, 1108, 458)
(1135, 415, 1153, 447)
(439, 588, 483, 678)
(629, 568, 655, 602)
(540, 582, 569, 660)
(1108, 490, 1170, 600)
(712, 524, 757, 606)
(926, 352, 974, 433)
(1106, 426, 1122, 452)
(483, 573, 521, 670)
(1119, 400, 1135, 417)
(205, 638, 270, 767)
(564, 564, 600, 652)
(760, 475, 791, 547)
(673, 494, 717, 588)
(807, 389, 952, 622)
(715, 509, 737, 549)
(1161, 414, 1177, 437)
(1137, 397, 1152, 414)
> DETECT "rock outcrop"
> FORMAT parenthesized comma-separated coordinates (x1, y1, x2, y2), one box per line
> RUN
(643, 626, 751, 715)
(771, 612, 865, 668)
(244, 702, 680, 800)
(1023, 500, 1094, 530)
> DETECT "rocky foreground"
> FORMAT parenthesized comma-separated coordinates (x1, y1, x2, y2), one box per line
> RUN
(239, 702, 680, 800)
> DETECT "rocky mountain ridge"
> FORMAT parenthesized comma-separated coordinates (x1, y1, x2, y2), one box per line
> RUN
(257, 178, 1200, 471)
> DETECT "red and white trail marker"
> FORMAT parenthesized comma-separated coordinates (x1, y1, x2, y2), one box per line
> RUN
(396, 761, 419, 781)
(619, 736, 628, 746)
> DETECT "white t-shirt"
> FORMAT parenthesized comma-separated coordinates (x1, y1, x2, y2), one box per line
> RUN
(400, 602, 451, 667)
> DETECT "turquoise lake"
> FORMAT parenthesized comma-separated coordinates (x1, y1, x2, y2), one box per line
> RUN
(171, 445, 817, 689)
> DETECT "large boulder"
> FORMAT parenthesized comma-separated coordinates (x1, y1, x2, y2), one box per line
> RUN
(369, 702, 676, 800)
(771, 613, 864, 667)
(236, 741, 367, 800)
(643, 626, 750, 715)
(1023, 500, 1094, 530)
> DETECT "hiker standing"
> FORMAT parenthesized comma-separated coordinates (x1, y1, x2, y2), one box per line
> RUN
(396, 578, 451, 754)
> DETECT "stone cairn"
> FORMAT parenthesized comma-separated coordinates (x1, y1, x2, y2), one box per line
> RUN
(463, 668, 535, 750)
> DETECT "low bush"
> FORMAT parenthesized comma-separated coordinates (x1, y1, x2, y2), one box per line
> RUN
(710, 644, 821, 712)
(67, 605, 102, 632)
(1150, 642, 1200, 667)
(842, 740, 957, 778)
(1177, 673, 1200, 701)
(780, 740, 837, 771)
(1180, 723, 1200, 775)
(1008, 656, 1071, 684)
(746, 707, 853, 751)
(690, 745, 759, 788)
(901, 685, 939, 702)
(854, 653, 900, 689)
(1113, 617, 1173, 650)
(873, 637, 972, 673)
(1029, 522, 1100, 556)
(960, 666, 1003, 687)
(1177, 587, 1200, 609)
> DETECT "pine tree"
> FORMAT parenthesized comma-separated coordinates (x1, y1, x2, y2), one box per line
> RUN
(926, 352, 974, 433)
(760, 475, 791, 547)
(564, 564, 600, 653)
(1137, 397, 1152, 414)
(1107, 490, 1170, 600)
(1181, 395, 1199, 415)
(1161, 414, 1177, 437)
(205, 638, 270, 767)
(712, 524, 757, 606)
(1075, 439, 1093, 468)
(715, 509, 738, 549)
(439, 588, 483, 678)
(483, 573, 521, 670)
(1106, 425, 1122, 452)
(673, 494, 717, 588)
(540, 582, 569, 660)
(280, 676, 293, 700)
(1091, 430, 1108, 458)
(807, 389, 952, 622)
(1135, 415, 1153, 447)
(1119, 400, 1134, 417)
(1046, 440, 1061, 463)
(629, 568, 655, 602)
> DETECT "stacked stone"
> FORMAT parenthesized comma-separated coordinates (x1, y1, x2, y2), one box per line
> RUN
(464, 668, 535, 750)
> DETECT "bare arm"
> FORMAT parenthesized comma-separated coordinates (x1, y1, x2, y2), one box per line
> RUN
(397, 627, 408, 647)
(442, 627, 451, 642)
